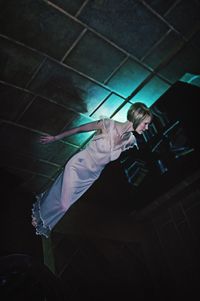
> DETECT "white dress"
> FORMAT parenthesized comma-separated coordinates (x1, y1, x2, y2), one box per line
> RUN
(32, 118, 138, 237)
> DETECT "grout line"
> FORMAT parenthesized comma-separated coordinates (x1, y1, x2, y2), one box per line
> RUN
(0, 118, 80, 149)
(61, 28, 88, 62)
(42, 1, 148, 65)
(103, 56, 129, 85)
(25, 57, 47, 89)
(163, 0, 182, 17)
(141, 0, 187, 40)
(141, 29, 172, 62)
(75, 0, 90, 17)
(15, 95, 37, 123)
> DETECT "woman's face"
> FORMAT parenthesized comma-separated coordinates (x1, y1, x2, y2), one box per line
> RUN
(135, 116, 151, 134)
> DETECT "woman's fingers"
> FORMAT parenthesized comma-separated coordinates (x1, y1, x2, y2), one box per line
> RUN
(39, 135, 55, 144)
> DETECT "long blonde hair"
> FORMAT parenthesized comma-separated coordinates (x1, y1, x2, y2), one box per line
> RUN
(127, 102, 152, 130)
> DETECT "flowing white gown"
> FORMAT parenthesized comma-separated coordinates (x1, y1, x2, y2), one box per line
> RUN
(32, 118, 138, 237)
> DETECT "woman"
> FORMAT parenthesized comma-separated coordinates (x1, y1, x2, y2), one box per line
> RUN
(32, 102, 152, 237)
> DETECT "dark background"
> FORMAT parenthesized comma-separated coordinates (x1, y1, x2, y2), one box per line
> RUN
(0, 1, 200, 300)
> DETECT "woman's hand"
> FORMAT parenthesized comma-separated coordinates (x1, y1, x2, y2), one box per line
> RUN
(39, 134, 56, 144)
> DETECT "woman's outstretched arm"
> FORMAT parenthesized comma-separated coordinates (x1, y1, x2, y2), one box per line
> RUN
(39, 120, 103, 144)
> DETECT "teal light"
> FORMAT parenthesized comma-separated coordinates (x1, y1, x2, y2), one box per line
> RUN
(112, 102, 132, 122)
(107, 59, 150, 98)
(180, 73, 200, 88)
(130, 76, 170, 107)
(64, 115, 95, 146)
(91, 93, 126, 120)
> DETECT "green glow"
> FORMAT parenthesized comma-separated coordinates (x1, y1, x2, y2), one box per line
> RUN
(180, 73, 200, 88)
(65, 115, 94, 146)
(112, 102, 132, 122)
(130, 76, 170, 107)
(82, 83, 110, 115)
(107, 59, 150, 97)
(91, 93, 126, 119)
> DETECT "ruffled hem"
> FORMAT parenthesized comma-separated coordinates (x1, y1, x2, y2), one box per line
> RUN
(31, 194, 51, 238)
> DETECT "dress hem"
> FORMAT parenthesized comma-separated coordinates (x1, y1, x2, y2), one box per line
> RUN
(31, 195, 51, 238)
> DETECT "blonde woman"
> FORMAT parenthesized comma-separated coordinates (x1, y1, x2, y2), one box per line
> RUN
(32, 102, 152, 237)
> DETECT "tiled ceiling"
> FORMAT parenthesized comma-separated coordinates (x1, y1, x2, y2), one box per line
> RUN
(0, 0, 200, 197)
